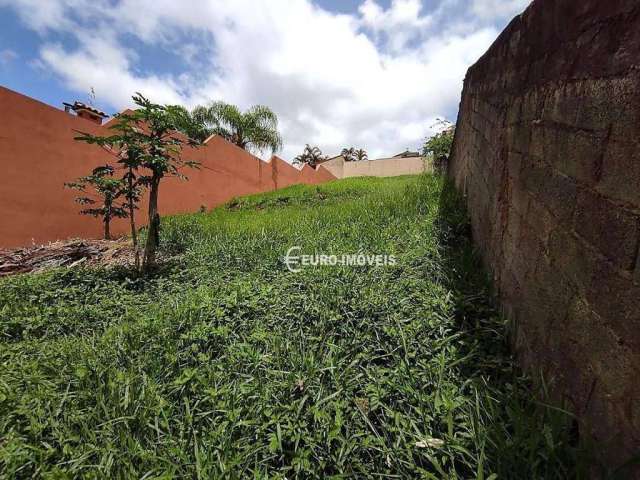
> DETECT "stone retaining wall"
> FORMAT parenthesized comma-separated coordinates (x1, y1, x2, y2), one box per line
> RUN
(448, 0, 640, 469)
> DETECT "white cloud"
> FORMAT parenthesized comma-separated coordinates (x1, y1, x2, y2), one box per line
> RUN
(359, 0, 433, 52)
(471, 0, 531, 20)
(2, 0, 525, 160)
(0, 0, 71, 33)
(37, 25, 186, 109)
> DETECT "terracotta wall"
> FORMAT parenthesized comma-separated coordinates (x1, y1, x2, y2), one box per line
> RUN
(0, 86, 335, 248)
(321, 155, 431, 179)
(448, 0, 640, 470)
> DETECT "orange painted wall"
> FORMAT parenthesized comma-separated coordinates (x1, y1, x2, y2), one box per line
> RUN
(0, 86, 335, 248)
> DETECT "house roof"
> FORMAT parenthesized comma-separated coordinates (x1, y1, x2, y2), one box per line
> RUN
(63, 101, 108, 118)
(393, 150, 421, 158)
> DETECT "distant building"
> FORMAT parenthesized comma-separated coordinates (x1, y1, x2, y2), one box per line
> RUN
(63, 101, 109, 125)
(392, 150, 421, 158)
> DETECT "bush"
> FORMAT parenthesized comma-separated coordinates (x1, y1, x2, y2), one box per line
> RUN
(423, 120, 456, 174)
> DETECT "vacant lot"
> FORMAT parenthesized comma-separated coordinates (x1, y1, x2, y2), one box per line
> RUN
(1, 175, 583, 478)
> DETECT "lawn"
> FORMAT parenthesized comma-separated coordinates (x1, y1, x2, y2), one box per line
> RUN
(0, 175, 585, 478)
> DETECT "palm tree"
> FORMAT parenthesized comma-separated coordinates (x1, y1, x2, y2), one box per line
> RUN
(190, 101, 283, 154)
(354, 148, 368, 161)
(293, 145, 326, 167)
(341, 147, 356, 162)
(168, 105, 210, 143)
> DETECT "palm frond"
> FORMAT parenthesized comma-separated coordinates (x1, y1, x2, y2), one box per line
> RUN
(187, 101, 283, 154)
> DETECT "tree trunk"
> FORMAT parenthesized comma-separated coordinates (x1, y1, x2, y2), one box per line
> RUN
(127, 169, 140, 270)
(142, 176, 161, 270)
(129, 200, 139, 270)
(104, 200, 112, 240)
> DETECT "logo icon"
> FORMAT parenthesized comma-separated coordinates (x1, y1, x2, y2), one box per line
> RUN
(284, 246, 302, 272)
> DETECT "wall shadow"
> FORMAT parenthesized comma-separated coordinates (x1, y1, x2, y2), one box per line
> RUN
(434, 179, 597, 478)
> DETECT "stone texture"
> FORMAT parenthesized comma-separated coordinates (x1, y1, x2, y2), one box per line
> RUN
(574, 189, 639, 271)
(448, 0, 640, 471)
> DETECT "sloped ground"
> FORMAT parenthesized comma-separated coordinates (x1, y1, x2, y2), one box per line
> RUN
(0, 176, 587, 478)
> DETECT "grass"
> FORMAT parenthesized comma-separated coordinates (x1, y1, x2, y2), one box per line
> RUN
(0, 175, 587, 478)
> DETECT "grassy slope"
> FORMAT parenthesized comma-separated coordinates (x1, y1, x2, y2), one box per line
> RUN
(0, 175, 584, 478)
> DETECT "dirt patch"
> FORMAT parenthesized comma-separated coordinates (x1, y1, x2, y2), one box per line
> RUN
(0, 238, 136, 277)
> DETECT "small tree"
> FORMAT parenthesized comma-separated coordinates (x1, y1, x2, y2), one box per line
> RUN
(423, 119, 455, 174)
(126, 95, 200, 269)
(293, 144, 327, 168)
(74, 93, 200, 271)
(65, 165, 128, 240)
(118, 145, 145, 267)
(76, 126, 145, 267)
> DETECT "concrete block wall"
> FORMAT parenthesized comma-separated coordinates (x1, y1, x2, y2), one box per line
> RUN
(0, 87, 335, 248)
(321, 155, 431, 179)
(448, 0, 640, 468)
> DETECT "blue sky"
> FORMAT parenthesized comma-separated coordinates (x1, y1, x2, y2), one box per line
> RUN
(0, 0, 530, 159)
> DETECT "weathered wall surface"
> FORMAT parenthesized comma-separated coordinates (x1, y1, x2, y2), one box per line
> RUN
(321, 155, 430, 179)
(449, 0, 640, 469)
(0, 87, 334, 248)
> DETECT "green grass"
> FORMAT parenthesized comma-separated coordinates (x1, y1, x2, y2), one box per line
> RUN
(0, 175, 587, 478)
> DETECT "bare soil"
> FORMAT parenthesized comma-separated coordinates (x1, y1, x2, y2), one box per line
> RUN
(0, 238, 135, 277)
